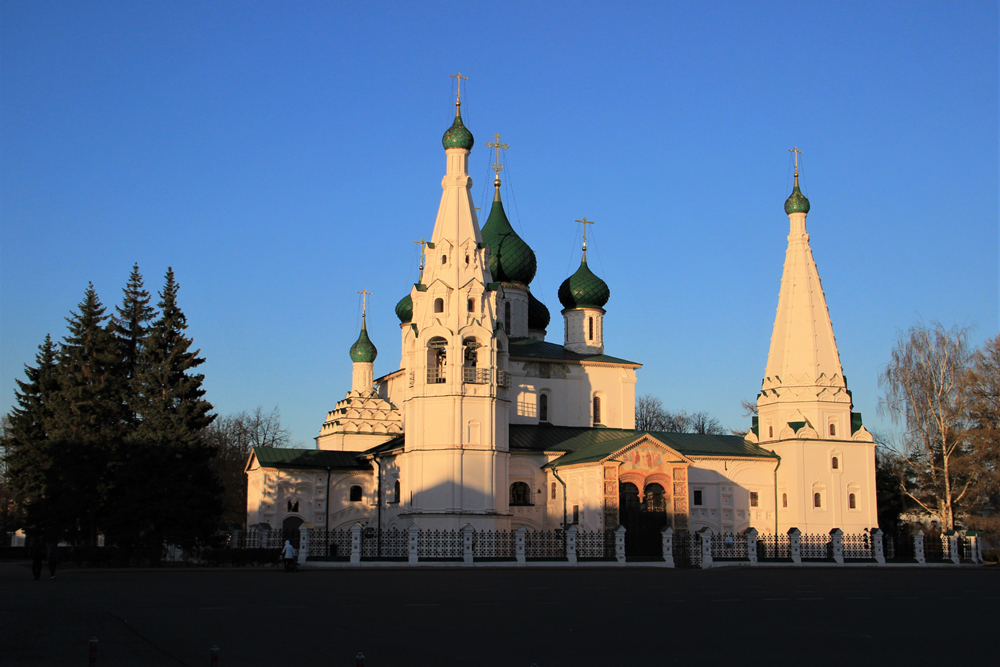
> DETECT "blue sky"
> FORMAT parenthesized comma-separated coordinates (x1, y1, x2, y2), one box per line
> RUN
(2, 1, 997, 446)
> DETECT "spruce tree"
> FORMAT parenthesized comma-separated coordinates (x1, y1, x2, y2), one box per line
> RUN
(112, 264, 155, 422)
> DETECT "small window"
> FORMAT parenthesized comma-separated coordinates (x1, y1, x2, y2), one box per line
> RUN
(504, 302, 511, 332)
(693, 489, 703, 506)
(287, 500, 299, 512)
(768, 426, 773, 438)
(572, 505, 579, 524)
(467, 298, 474, 313)
(551, 482, 557, 500)
(394, 480, 401, 504)
(829, 423, 836, 436)
(814, 492, 822, 508)
(849, 493, 857, 509)
(349, 486, 362, 502)
(832, 456, 839, 470)
(441, 254, 447, 264)
(539, 394, 549, 422)
(750, 492, 759, 507)
(593, 396, 602, 425)
(510, 481, 531, 506)
(434, 298, 444, 313)
(782, 493, 788, 508)
(465, 254, 470, 266)
(588, 317, 594, 341)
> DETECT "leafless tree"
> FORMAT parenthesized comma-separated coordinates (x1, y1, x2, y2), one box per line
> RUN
(635, 394, 669, 431)
(635, 394, 725, 434)
(729, 400, 758, 437)
(965, 335, 1000, 540)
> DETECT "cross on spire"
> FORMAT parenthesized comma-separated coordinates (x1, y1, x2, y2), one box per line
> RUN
(413, 238, 428, 281)
(486, 133, 509, 185)
(358, 289, 372, 320)
(575, 217, 596, 253)
(789, 146, 803, 181)
(450, 72, 468, 105)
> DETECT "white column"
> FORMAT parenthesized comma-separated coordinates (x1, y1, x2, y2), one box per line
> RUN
(829, 528, 844, 565)
(912, 531, 925, 564)
(462, 524, 474, 565)
(698, 527, 713, 569)
(788, 527, 802, 565)
(515, 525, 527, 565)
(744, 527, 758, 565)
(662, 527, 675, 568)
(350, 524, 362, 566)
(946, 532, 960, 565)
(871, 528, 885, 565)
(408, 524, 419, 565)
(298, 525, 310, 566)
(566, 526, 578, 565)
(615, 525, 627, 565)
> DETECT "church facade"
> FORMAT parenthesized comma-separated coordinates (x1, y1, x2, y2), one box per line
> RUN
(245, 93, 877, 553)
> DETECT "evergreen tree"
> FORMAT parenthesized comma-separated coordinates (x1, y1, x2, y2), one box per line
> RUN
(112, 264, 155, 424)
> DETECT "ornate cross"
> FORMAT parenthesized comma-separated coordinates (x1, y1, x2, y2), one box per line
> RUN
(413, 238, 428, 279)
(789, 147, 802, 176)
(450, 72, 468, 103)
(486, 133, 509, 182)
(575, 217, 596, 251)
(358, 289, 372, 318)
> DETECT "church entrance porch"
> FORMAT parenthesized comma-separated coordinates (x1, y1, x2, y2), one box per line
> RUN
(619, 482, 668, 557)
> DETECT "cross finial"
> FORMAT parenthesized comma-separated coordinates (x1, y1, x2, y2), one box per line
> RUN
(789, 146, 803, 183)
(450, 72, 468, 105)
(575, 217, 596, 254)
(413, 238, 428, 281)
(486, 133, 509, 185)
(358, 289, 372, 321)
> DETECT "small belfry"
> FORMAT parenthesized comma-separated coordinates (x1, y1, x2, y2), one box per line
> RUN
(559, 217, 610, 355)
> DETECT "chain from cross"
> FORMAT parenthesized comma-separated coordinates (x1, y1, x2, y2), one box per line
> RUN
(789, 147, 802, 175)
(450, 72, 468, 104)
(357, 290, 372, 318)
(575, 217, 596, 251)
(486, 133, 509, 181)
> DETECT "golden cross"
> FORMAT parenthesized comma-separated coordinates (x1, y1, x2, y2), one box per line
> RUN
(450, 72, 468, 104)
(486, 133, 509, 182)
(789, 147, 802, 176)
(357, 289, 372, 319)
(412, 238, 428, 279)
(575, 217, 596, 251)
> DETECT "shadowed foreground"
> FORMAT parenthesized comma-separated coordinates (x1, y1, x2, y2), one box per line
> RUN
(2, 562, 996, 666)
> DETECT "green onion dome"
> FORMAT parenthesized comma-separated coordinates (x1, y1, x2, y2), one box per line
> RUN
(442, 103, 474, 151)
(558, 255, 610, 309)
(784, 180, 810, 215)
(527, 290, 550, 331)
(395, 293, 413, 323)
(480, 188, 537, 285)
(349, 321, 378, 363)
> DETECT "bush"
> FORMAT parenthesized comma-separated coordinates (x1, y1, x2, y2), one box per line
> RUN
(982, 549, 999, 564)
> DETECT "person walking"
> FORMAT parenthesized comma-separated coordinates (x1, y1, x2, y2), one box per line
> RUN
(47, 542, 60, 579)
(30, 538, 44, 581)
(282, 540, 296, 572)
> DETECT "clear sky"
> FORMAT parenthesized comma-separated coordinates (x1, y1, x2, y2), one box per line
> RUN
(2, 2, 997, 447)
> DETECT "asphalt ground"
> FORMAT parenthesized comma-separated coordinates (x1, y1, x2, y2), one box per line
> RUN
(1, 561, 997, 666)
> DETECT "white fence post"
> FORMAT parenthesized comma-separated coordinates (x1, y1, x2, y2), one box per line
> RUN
(966, 531, 982, 565)
(408, 524, 419, 564)
(829, 528, 844, 565)
(871, 528, 885, 565)
(912, 530, 925, 564)
(350, 523, 362, 565)
(259, 525, 269, 550)
(462, 524, 474, 565)
(298, 525, 309, 566)
(515, 525, 527, 565)
(744, 527, 758, 565)
(946, 531, 960, 564)
(566, 526, 578, 565)
(788, 528, 802, 565)
(615, 525, 627, 565)
(698, 527, 713, 569)
(661, 527, 674, 568)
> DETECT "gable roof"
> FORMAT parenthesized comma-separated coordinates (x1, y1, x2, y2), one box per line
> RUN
(507, 338, 640, 367)
(248, 447, 371, 472)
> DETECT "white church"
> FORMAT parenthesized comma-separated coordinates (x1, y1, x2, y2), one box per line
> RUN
(245, 87, 877, 555)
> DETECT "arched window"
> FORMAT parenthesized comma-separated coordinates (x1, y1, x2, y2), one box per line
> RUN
(434, 298, 444, 313)
(441, 254, 447, 265)
(427, 337, 447, 383)
(465, 254, 469, 266)
(593, 396, 602, 425)
(832, 456, 839, 470)
(829, 423, 836, 436)
(467, 298, 474, 313)
(588, 317, 594, 341)
(287, 500, 299, 512)
(551, 482, 557, 500)
(644, 483, 666, 512)
(394, 480, 401, 504)
(509, 481, 531, 506)
(750, 491, 759, 507)
(814, 492, 822, 508)
(849, 493, 857, 509)
(782, 493, 788, 508)
(349, 486, 362, 502)
(504, 302, 511, 333)
(768, 426, 773, 438)
(539, 394, 549, 422)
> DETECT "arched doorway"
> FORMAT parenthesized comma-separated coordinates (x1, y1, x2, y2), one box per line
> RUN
(619, 481, 668, 557)
(282, 515, 303, 549)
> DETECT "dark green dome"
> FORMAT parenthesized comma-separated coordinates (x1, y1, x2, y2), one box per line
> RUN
(481, 189, 537, 285)
(784, 183, 810, 214)
(442, 104, 474, 151)
(527, 290, 550, 331)
(395, 293, 413, 323)
(558, 255, 610, 309)
(349, 321, 378, 363)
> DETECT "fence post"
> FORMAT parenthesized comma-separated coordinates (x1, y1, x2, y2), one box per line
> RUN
(788, 527, 802, 565)
(912, 529, 925, 564)
(744, 527, 758, 565)
(661, 527, 674, 568)
(829, 528, 844, 565)
(231, 528, 241, 549)
(515, 525, 527, 565)
(945, 531, 960, 564)
(408, 524, 419, 564)
(298, 524, 310, 566)
(350, 523, 362, 565)
(462, 524, 474, 565)
(966, 531, 982, 565)
(615, 525, 627, 565)
(871, 528, 885, 565)
(566, 525, 578, 565)
(698, 527, 713, 569)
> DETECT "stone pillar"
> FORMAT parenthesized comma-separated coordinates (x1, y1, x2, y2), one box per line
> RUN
(515, 525, 527, 565)
(744, 527, 758, 565)
(829, 528, 844, 565)
(298, 524, 310, 566)
(912, 530, 925, 564)
(698, 527, 713, 569)
(946, 531, 960, 565)
(462, 524, 475, 565)
(966, 531, 982, 565)
(661, 527, 675, 568)
(408, 524, 419, 565)
(871, 528, 885, 565)
(788, 528, 802, 565)
(231, 528, 241, 549)
(566, 526, 578, 565)
(259, 525, 270, 550)
(615, 525, 627, 565)
(350, 523, 362, 565)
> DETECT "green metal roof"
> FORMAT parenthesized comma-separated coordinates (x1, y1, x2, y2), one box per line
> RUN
(395, 293, 413, 323)
(349, 321, 378, 363)
(558, 254, 610, 309)
(784, 183, 811, 214)
(527, 290, 550, 331)
(507, 337, 640, 366)
(250, 447, 371, 471)
(364, 434, 405, 455)
(481, 188, 537, 285)
(442, 105, 474, 150)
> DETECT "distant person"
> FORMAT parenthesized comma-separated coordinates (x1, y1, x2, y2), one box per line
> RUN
(30, 539, 44, 581)
(282, 540, 296, 572)
(47, 543, 59, 579)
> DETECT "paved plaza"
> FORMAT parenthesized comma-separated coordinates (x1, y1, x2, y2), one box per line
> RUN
(2, 561, 996, 666)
